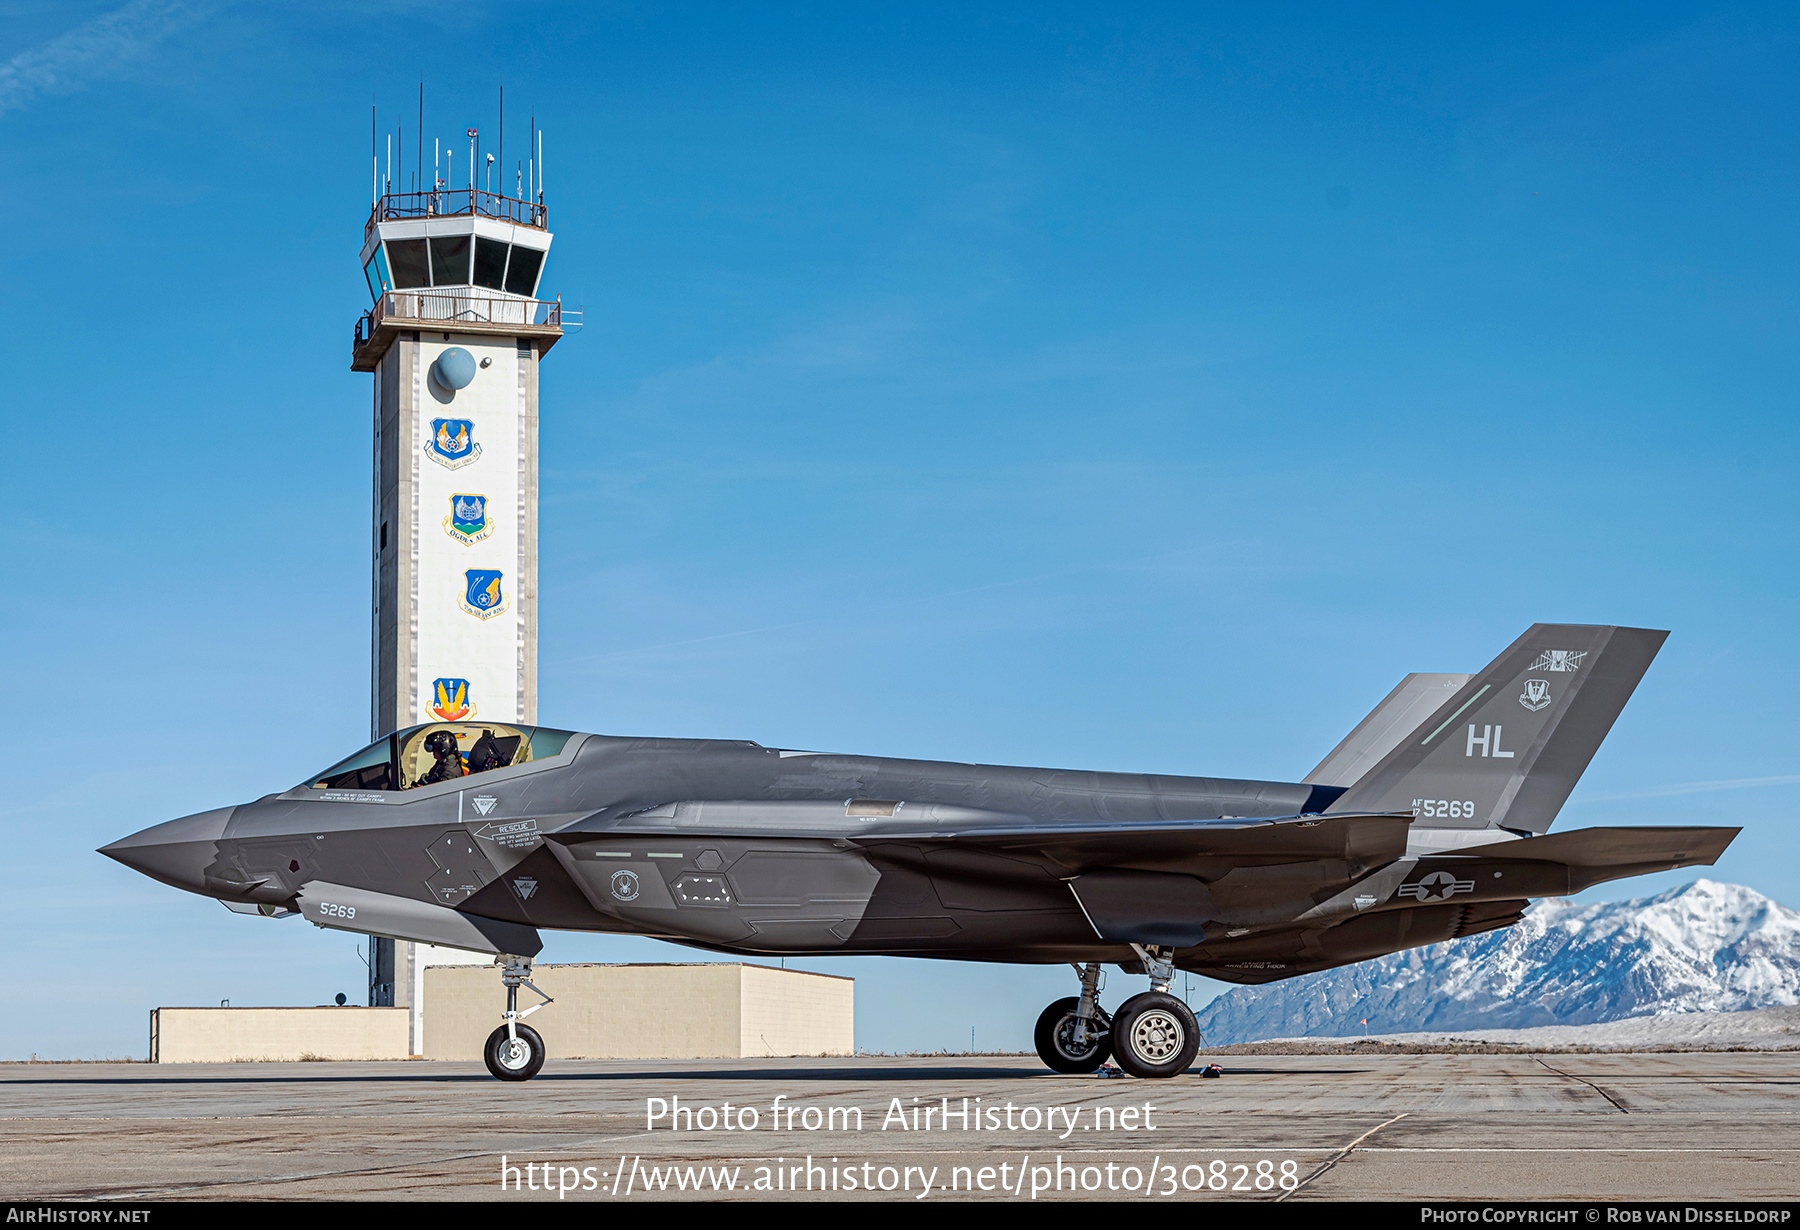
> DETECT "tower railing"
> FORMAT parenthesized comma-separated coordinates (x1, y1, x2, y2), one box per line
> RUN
(354, 291, 563, 354)
(365, 188, 547, 243)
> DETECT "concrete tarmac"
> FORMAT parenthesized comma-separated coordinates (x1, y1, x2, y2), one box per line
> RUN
(2, 1053, 1796, 1202)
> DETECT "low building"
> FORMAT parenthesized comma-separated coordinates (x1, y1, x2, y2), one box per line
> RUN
(150, 1006, 409, 1062)
(421, 962, 854, 1060)
(148, 961, 852, 1062)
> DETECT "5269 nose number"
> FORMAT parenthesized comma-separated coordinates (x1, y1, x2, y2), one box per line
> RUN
(319, 901, 357, 919)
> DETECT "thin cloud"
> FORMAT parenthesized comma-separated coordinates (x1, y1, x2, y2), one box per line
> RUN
(0, 0, 218, 117)
(1581, 774, 1800, 802)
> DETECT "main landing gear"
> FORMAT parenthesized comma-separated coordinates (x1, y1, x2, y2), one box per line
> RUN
(1035, 962, 1112, 1073)
(483, 955, 554, 1082)
(1032, 946, 1201, 1080)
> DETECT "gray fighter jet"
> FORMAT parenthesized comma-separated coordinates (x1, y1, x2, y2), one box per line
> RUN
(103, 624, 1737, 1080)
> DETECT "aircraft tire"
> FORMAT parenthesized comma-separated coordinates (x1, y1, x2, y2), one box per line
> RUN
(484, 1024, 546, 1081)
(1033, 997, 1113, 1073)
(1109, 992, 1199, 1079)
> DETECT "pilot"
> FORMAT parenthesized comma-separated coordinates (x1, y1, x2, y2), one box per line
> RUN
(466, 729, 505, 774)
(420, 730, 467, 785)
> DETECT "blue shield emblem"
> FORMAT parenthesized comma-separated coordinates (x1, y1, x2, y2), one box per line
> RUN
(425, 418, 482, 470)
(443, 493, 492, 545)
(460, 569, 508, 620)
(429, 678, 476, 722)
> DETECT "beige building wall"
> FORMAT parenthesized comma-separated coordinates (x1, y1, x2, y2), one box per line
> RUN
(423, 962, 853, 1061)
(738, 962, 855, 1058)
(151, 1007, 409, 1063)
(404, 943, 492, 1056)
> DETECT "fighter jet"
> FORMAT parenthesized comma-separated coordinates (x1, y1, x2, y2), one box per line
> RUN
(103, 624, 1737, 1081)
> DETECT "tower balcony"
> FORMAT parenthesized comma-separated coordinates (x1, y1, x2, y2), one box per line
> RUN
(364, 188, 547, 247)
(351, 289, 567, 372)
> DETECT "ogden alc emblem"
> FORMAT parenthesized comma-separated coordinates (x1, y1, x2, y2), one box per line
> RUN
(1519, 678, 1552, 712)
(444, 494, 492, 544)
(429, 677, 475, 722)
(460, 569, 509, 620)
(425, 418, 482, 470)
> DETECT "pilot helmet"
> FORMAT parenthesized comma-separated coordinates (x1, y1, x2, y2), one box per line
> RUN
(424, 730, 459, 757)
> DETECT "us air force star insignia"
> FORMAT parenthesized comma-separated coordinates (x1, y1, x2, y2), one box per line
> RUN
(1519, 678, 1552, 712)
(1398, 871, 1476, 902)
(512, 877, 539, 901)
(1530, 649, 1587, 672)
(610, 869, 641, 902)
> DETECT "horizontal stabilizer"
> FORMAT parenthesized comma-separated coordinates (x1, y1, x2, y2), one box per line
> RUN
(1458, 825, 1740, 869)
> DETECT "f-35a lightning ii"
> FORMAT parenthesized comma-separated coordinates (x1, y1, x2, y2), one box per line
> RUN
(104, 624, 1737, 1081)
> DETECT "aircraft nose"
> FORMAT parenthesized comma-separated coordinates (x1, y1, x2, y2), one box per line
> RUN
(99, 806, 235, 896)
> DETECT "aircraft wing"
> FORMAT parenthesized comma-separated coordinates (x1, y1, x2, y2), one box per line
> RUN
(581, 801, 1414, 873)
(561, 803, 1415, 948)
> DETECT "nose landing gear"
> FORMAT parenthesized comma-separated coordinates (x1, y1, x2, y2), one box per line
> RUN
(483, 955, 553, 1081)
(1033, 947, 1200, 1079)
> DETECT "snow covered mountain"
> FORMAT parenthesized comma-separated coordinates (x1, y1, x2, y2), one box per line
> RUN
(1192, 880, 1800, 1044)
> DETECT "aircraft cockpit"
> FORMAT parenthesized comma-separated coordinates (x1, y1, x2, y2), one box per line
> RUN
(307, 722, 576, 792)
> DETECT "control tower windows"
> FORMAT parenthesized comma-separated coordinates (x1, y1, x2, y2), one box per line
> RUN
(378, 235, 546, 297)
(505, 245, 544, 297)
(473, 238, 509, 291)
(429, 235, 471, 287)
(363, 245, 392, 302)
(387, 239, 430, 289)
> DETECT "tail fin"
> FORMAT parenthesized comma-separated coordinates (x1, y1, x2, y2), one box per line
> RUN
(1306, 673, 1473, 788)
(1325, 624, 1667, 834)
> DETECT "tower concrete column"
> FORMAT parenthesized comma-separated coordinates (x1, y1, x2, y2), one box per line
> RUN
(350, 145, 562, 1036)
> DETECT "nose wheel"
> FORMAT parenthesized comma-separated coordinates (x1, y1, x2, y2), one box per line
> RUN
(484, 1022, 546, 1081)
(483, 955, 553, 1082)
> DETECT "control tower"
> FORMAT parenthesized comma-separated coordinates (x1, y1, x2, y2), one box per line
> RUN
(351, 122, 564, 1027)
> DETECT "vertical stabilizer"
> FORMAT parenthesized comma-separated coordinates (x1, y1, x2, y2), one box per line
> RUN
(1325, 625, 1666, 833)
(1306, 673, 1473, 788)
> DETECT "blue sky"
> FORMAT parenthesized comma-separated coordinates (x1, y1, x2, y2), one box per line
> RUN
(2, 3, 1795, 1058)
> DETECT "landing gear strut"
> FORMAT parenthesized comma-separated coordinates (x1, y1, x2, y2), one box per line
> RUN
(1033, 962, 1112, 1073)
(1032, 948, 1199, 1079)
(483, 955, 553, 1081)
(1111, 945, 1199, 1079)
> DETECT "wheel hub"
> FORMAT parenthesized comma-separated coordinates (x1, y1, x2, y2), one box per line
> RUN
(1128, 1010, 1183, 1063)
(1055, 1014, 1102, 1059)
